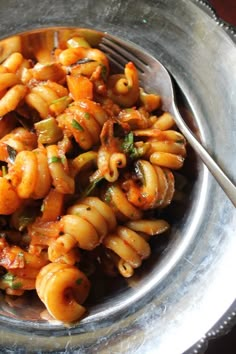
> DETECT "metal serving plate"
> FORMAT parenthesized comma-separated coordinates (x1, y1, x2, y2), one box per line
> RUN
(0, 1, 235, 353)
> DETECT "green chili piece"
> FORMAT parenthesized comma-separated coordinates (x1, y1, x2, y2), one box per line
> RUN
(67, 37, 91, 49)
(34, 117, 63, 144)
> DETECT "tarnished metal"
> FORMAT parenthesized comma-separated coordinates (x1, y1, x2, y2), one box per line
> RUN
(0, 1, 235, 353)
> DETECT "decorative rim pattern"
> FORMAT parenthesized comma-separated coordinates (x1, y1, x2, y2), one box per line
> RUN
(187, 302, 236, 353)
(188, 1, 236, 352)
(193, 0, 236, 41)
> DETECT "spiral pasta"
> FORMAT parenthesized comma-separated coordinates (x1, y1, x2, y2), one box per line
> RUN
(103, 226, 151, 277)
(98, 119, 127, 182)
(0, 32, 187, 324)
(8, 148, 51, 199)
(59, 196, 117, 251)
(122, 161, 175, 209)
(36, 263, 90, 322)
(0, 127, 37, 152)
(26, 81, 69, 119)
(57, 99, 109, 150)
(102, 219, 169, 277)
(102, 183, 143, 221)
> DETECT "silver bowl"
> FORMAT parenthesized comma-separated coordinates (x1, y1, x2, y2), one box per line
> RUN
(0, 1, 235, 353)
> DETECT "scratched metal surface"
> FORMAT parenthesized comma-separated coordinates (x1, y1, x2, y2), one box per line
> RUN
(0, 0, 235, 353)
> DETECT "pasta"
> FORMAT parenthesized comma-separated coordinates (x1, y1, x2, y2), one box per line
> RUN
(0, 32, 187, 323)
(103, 219, 169, 278)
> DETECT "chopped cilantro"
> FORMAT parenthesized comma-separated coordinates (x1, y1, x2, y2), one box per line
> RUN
(2, 273, 22, 289)
(122, 131, 134, 151)
(72, 119, 84, 131)
(122, 132, 140, 159)
(11, 282, 23, 290)
(84, 177, 104, 197)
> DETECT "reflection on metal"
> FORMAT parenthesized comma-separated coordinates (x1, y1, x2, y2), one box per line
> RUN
(0, 1, 235, 353)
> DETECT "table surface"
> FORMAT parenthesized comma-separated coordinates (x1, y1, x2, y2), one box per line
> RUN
(202, 1, 236, 354)
(209, 0, 236, 26)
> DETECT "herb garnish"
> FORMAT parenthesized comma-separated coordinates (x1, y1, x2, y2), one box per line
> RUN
(2, 273, 23, 290)
(84, 177, 104, 197)
(72, 119, 84, 131)
(122, 132, 140, 159)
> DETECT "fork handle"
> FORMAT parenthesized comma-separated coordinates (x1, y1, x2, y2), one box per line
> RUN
(172, 105, 236, 208)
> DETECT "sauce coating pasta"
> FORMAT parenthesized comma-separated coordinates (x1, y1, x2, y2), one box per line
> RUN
(0, 32, 187, 323)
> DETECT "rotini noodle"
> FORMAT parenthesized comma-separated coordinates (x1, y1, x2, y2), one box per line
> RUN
(58, 196, 117, 251)
(103, 226, 151, 277)
(57, 98, 108, 150)
(26, 81, 68, 119)
(107, 62, 139, 107)
(0, 84, 27, 116)
(0, 127, 37, 152)
(98, 119, 127, 182)
(102, 183, 143, 221)
(36, 263, 90, 322)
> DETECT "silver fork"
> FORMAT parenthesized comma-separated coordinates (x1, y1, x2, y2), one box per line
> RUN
(99, 34, 236, 208)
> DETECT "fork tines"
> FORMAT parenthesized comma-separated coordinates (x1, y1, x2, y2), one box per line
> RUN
(99, 35, 147, 73)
